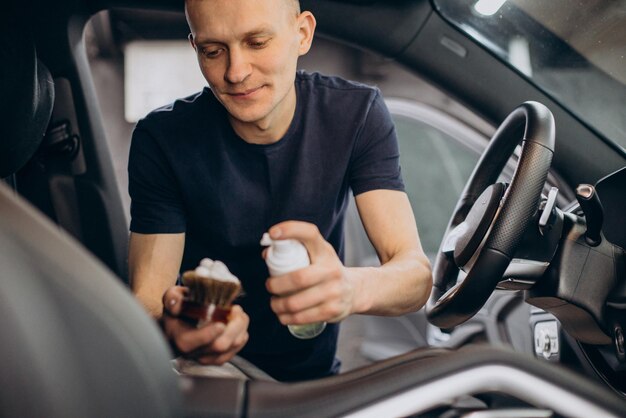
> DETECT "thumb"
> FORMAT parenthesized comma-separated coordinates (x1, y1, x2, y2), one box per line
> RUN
(162, 286, 187, 316)
(269, 221, 331, 260)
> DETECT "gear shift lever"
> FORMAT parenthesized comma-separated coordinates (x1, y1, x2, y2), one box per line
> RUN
(575, 184, 604, 246)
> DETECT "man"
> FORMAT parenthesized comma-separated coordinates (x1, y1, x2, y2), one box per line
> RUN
(128, 0, 432, 381)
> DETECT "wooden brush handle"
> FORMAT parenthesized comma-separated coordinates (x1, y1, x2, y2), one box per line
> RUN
(180, 301, 231, 325)
(210, 306, 231, 324)
(180, 301, 208, 326)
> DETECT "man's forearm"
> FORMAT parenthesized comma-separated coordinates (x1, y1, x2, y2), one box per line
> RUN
(128, 232, 186, 319)
(131, 270, 179, 319)
(347, 249, 432, 316)
(135, 286, 168, 318)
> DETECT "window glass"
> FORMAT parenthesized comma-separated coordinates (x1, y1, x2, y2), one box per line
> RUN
(435, 0, 626, 150)
(394, 115, 479, 258)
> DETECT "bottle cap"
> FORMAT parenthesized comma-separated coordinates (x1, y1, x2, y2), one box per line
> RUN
(260, 232, 310, 273)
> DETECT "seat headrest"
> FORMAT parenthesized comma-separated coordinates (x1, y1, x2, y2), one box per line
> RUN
(0, 18, 55, 178)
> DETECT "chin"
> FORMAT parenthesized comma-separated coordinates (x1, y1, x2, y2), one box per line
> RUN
(223, 102, 273, 124)
(228, 109, 269, 125)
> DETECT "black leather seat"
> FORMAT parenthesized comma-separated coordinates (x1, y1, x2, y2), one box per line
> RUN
(0, 22, 54, 180)
(0, 184, 184, 417)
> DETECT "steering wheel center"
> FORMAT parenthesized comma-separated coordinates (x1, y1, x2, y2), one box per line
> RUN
(452, 183, 506, 268)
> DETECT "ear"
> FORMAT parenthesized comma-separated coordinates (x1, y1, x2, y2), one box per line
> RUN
(188, 33, 196, 50)
(296, 11, 316, 56)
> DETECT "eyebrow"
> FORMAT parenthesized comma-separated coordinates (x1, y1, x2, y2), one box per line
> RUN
(194, 27, 275, 46)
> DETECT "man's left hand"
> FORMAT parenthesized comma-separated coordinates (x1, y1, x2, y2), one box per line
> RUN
(264, 221, 361, 325)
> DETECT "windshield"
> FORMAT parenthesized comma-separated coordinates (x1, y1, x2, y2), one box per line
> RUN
(434, 0, 626, 150)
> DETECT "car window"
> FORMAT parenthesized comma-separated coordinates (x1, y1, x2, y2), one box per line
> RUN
(393, 112, 480, 258)
(346, 94, 570, 271)
(343, 100, 489, 269)
(434, 0, 626, 151)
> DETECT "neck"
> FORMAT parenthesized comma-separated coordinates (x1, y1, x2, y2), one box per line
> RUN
(229, 87, 297, 145)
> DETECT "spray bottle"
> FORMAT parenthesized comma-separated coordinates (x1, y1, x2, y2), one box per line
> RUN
(261, 233, 327, 339)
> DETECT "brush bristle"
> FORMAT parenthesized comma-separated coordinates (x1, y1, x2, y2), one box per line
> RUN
(182, 271, 241, 307)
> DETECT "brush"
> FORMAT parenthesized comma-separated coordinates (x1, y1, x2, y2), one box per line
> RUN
(180, 258, 242, 326)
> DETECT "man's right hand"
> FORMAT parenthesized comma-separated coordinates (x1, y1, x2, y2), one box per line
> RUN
(161, 286, 249, 365)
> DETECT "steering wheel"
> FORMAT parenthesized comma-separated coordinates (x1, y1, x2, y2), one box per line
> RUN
(426, 101, 555, 329)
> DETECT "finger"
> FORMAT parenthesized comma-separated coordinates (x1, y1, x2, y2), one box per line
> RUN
(233, 330, 250, 349)
(226, 305, 250, 331)
(162, 314, 194, 347)
(276, 300, 347, 325)
(269, 221, 333, 260)
(167, 319, 226, 354)
(270, 279, 341, 315)
(191, 323, 248, 363)
(210, 330, 249, 356)
(162, 286, 188, 316)
(210, 306, 249, 352)
(212, 350, 238, 365)
(265, 263, 331, 295)
(192, 327, 248, 363)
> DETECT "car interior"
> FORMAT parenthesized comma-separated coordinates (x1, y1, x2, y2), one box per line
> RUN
(2, 0, 625, 417)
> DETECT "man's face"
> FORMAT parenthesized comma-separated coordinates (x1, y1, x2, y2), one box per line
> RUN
(186, 0, 312, 135)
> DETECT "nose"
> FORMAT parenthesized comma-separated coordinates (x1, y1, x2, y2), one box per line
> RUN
(225, 47, 251, 84)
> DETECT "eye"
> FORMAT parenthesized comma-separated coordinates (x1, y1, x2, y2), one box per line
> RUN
(201, 48, 224, 59)
(248, 39, 269, 49)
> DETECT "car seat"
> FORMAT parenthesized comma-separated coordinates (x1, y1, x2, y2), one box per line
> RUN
(0, 24, 53, 181)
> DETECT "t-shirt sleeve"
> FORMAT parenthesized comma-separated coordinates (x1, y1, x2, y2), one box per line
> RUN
(128, 124, 187, 233)
(349, 90, 405, 196)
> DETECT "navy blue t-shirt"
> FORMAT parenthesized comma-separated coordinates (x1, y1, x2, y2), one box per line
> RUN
(128, 71, 404, 381)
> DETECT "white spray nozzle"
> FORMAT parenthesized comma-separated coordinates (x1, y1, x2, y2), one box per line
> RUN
(260, 233, 304, 256)
(261, 231, 310, 274)
(260, 232, 273, 247)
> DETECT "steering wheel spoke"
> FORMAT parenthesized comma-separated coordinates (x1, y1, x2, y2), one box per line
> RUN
(497, 258, 551, 290)
(441, 222, 468, 255)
